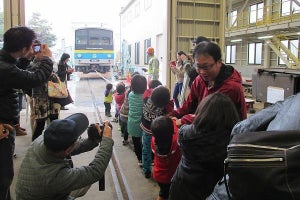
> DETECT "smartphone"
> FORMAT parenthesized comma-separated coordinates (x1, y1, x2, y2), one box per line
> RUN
(33, 44, 41, 53)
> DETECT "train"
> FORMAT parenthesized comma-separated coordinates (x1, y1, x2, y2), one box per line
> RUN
(74, 27, 114, 78)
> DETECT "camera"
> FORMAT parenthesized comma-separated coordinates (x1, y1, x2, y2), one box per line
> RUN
(33, 44, 41, 53)
(87, 122, 112, 142)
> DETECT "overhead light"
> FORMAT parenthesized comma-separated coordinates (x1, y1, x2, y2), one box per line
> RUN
(258, 35, 273, 39)
(230, 39, 242, 42)
(297, 32, 300, 35)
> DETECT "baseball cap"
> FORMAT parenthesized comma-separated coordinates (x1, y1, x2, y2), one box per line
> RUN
(44, 113, 89, 151)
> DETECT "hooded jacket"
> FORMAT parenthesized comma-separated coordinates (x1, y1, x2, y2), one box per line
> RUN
(171, 64, 247, 124)
(169, 124, 232, 200)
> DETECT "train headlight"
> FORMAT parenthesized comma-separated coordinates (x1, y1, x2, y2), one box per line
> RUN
(107, 54, 112, 58)
(77, 54, 82, 58)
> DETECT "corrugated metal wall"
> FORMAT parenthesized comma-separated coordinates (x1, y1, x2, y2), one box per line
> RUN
(168, 0, 225, 89)
(169, 0, 225, 59)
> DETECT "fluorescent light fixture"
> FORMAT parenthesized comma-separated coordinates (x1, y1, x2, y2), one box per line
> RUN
(297, 32, 300, 35)
(258, 35, 273, 39)
(230, 39, 242, 42)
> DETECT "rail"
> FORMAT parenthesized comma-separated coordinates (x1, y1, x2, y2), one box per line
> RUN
(87, 73, 133, 200)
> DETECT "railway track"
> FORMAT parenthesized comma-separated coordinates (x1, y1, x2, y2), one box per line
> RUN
(86, 77, 133, 200)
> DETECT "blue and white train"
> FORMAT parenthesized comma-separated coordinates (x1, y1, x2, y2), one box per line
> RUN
(74, 27, 114, 78)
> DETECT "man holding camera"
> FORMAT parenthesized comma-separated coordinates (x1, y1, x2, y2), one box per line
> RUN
(0, 26, 53, 200)
(15, 113, 114, 200)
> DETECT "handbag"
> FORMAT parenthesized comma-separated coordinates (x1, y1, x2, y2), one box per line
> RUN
(53, 90, 73, 107)
(224, 130, 300, 200)
(48, 74, 68, 98)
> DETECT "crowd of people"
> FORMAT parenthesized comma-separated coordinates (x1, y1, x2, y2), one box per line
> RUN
(101, 37, 247, 200)
(0, 27, 246, 200)
(1, 26, 297, 200)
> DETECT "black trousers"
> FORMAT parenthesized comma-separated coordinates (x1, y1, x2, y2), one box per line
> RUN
(132, 136, 142, 161)
(158, 182, 171, 199)
(32, 114, 58, 141)
(104, 102, 111, 115)
(0, 130, 15, 200)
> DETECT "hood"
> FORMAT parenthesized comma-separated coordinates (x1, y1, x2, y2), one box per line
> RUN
(179, 124, 231, 163)
(214, 64, 242, 88)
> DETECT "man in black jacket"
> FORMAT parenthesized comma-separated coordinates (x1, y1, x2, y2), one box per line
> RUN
(0, 26, 53, 200)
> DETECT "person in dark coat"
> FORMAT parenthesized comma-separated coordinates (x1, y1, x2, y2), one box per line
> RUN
(57, 53, 73, 82)
(57, 53, 73, 110)
(0, 26, 53, 200)
(169, 93, 241, 200)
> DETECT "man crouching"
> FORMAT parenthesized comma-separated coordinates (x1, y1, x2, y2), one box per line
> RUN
(15, 113, 113, 200)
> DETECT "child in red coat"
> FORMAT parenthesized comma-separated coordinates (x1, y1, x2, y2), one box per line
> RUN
(151, 116, 182, 200)
(112, 82, 126, 122)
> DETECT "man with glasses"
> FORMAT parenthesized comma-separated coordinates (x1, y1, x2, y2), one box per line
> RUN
(0, 26, 53, 200)
(170, 41, 247, 125)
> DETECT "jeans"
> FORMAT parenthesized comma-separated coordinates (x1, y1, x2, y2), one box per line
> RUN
(18, 93, 23, 113)
(173, 82, 183, 109)
(142, 131, 152, 173)
(120, 119, 128, 141)
(0, 129, 15, 200)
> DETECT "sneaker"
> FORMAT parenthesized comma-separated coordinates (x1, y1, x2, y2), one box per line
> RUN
(144, 171, 151, 179)
(112, 117, 118, 122)
(106, 113, 112, 117)
(138, 160, 142, 167)
(122, 140, 129, 145)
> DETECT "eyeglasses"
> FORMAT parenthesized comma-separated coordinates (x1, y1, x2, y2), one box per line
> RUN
(196, 62, 216, 71)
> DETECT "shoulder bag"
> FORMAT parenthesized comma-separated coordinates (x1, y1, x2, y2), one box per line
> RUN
(224, 130, 300, 200)
(48, 73, 68, 98)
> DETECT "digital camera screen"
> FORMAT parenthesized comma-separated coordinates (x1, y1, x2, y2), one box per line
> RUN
(33, 45, 41, 53)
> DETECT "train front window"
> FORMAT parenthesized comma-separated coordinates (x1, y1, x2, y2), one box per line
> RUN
(100, 37, 110, 45)
(88, 29, 112, 47)
(89, 36, 110, 45)
(75, 29, 88, 47)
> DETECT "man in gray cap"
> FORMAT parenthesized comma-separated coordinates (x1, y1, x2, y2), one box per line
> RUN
(15, 113, 114, 200)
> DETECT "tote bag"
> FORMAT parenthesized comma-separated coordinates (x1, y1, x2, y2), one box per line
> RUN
(48, 74, 68, 98)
